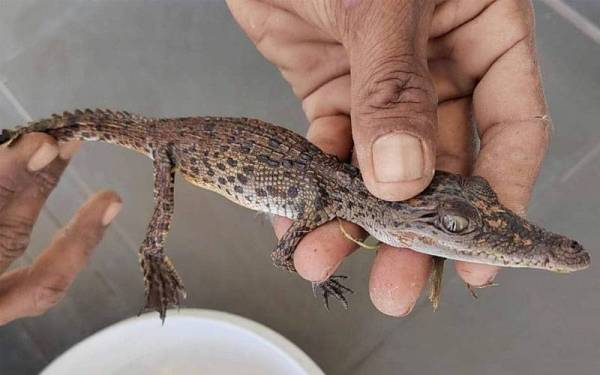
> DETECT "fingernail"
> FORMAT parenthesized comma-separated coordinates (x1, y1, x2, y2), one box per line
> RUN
(102, 202, 122, 226)
(28, 143, 59, 171)
(372, 133, 424, 182)
(396, 302, 415, 318)
(59, 141, 81, 160)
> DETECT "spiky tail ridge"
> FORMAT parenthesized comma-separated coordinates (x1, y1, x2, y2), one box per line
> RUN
(0, 109, 155, 155)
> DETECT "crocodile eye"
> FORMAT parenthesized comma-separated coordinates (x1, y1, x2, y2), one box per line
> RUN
(440, 214, 469, 233)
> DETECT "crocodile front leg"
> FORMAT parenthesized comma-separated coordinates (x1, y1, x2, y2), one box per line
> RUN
(139, 147, 186, 321)
(272, 211, 353, 309)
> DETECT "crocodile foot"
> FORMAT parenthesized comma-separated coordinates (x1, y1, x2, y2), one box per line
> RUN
(312, 275, 353, 310)
(140, 254, 186, 322)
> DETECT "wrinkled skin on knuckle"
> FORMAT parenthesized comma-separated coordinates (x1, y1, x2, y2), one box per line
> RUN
(30, 276, 70, 316)
(320, 0, 349, 37)
(61, 224, 101, 252)
(82, 228, 102, 249)
(0, 175, 18, 209)
(355, 58, 436, 120)
(30, 170, 60, 197)
(0, 217, 33, 262)
(501, 0, 534, 32)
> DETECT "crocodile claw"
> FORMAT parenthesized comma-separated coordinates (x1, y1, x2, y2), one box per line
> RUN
(312, 275, 353, 310)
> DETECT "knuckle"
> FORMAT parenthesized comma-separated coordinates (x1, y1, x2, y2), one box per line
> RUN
(62, 224, 102, 250)
(0, 217, 33, 262)
(496, 0, 534, 40)
(311, 0, 343, 36)
(240, 4, 281, 48)
(0, 175, 18, 208)
(356, 58, 436, 121)
(79, 230, 102, 250)
(31, 277, 70, 315)
(249, 16, 270, 48)
(302, 91, 328, 121)
(31, 170, 60, 197)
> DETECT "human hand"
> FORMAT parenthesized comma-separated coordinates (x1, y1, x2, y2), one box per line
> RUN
(0, 134, 122, 325)
(228, 0, 550, 315)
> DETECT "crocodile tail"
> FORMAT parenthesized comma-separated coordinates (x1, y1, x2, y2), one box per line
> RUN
(1, 117, 55, 145)
(0, 109, 154, 155)
(0, 128, 20, 145)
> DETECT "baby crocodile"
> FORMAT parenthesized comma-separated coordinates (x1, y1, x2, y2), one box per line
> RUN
(0, 109, 591, 320)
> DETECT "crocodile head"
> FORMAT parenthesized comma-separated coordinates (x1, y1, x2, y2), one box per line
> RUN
(382, 171, 591, 272)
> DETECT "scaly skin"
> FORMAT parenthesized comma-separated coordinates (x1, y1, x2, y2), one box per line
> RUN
(0, 109, 591, 320)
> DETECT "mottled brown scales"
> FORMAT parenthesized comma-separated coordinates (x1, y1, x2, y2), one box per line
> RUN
(0, 109, 591, 320)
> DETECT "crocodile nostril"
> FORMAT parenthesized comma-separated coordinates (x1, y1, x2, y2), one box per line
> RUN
(574, 241, 586, 252)
(563, 239, 584, 253)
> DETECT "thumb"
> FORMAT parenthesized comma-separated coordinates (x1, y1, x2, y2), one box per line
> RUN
(344, 0, 437, 201)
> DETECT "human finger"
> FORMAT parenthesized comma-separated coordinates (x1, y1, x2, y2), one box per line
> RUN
(0, 191, 121, 324)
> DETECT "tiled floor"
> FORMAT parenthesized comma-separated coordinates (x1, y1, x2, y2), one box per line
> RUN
(0, 1, 599, 374)
(563, 0, 600, 29)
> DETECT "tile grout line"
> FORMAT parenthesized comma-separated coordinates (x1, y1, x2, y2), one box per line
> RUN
(0, 79, 33, 121)
(560, 142, 600, 183)
(540, 0, 600, 45)
(0, 79, 140, 253)
(537, 0, 600, 183)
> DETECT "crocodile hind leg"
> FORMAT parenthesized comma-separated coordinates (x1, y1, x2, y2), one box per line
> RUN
(272, 211, 353, 309)
(139, 147, 186, 321)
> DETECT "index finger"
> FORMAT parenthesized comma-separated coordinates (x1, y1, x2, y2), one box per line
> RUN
(0, 134, 79, 274)
(457, 4, 550, 284)
(0, 191, 121, 323)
